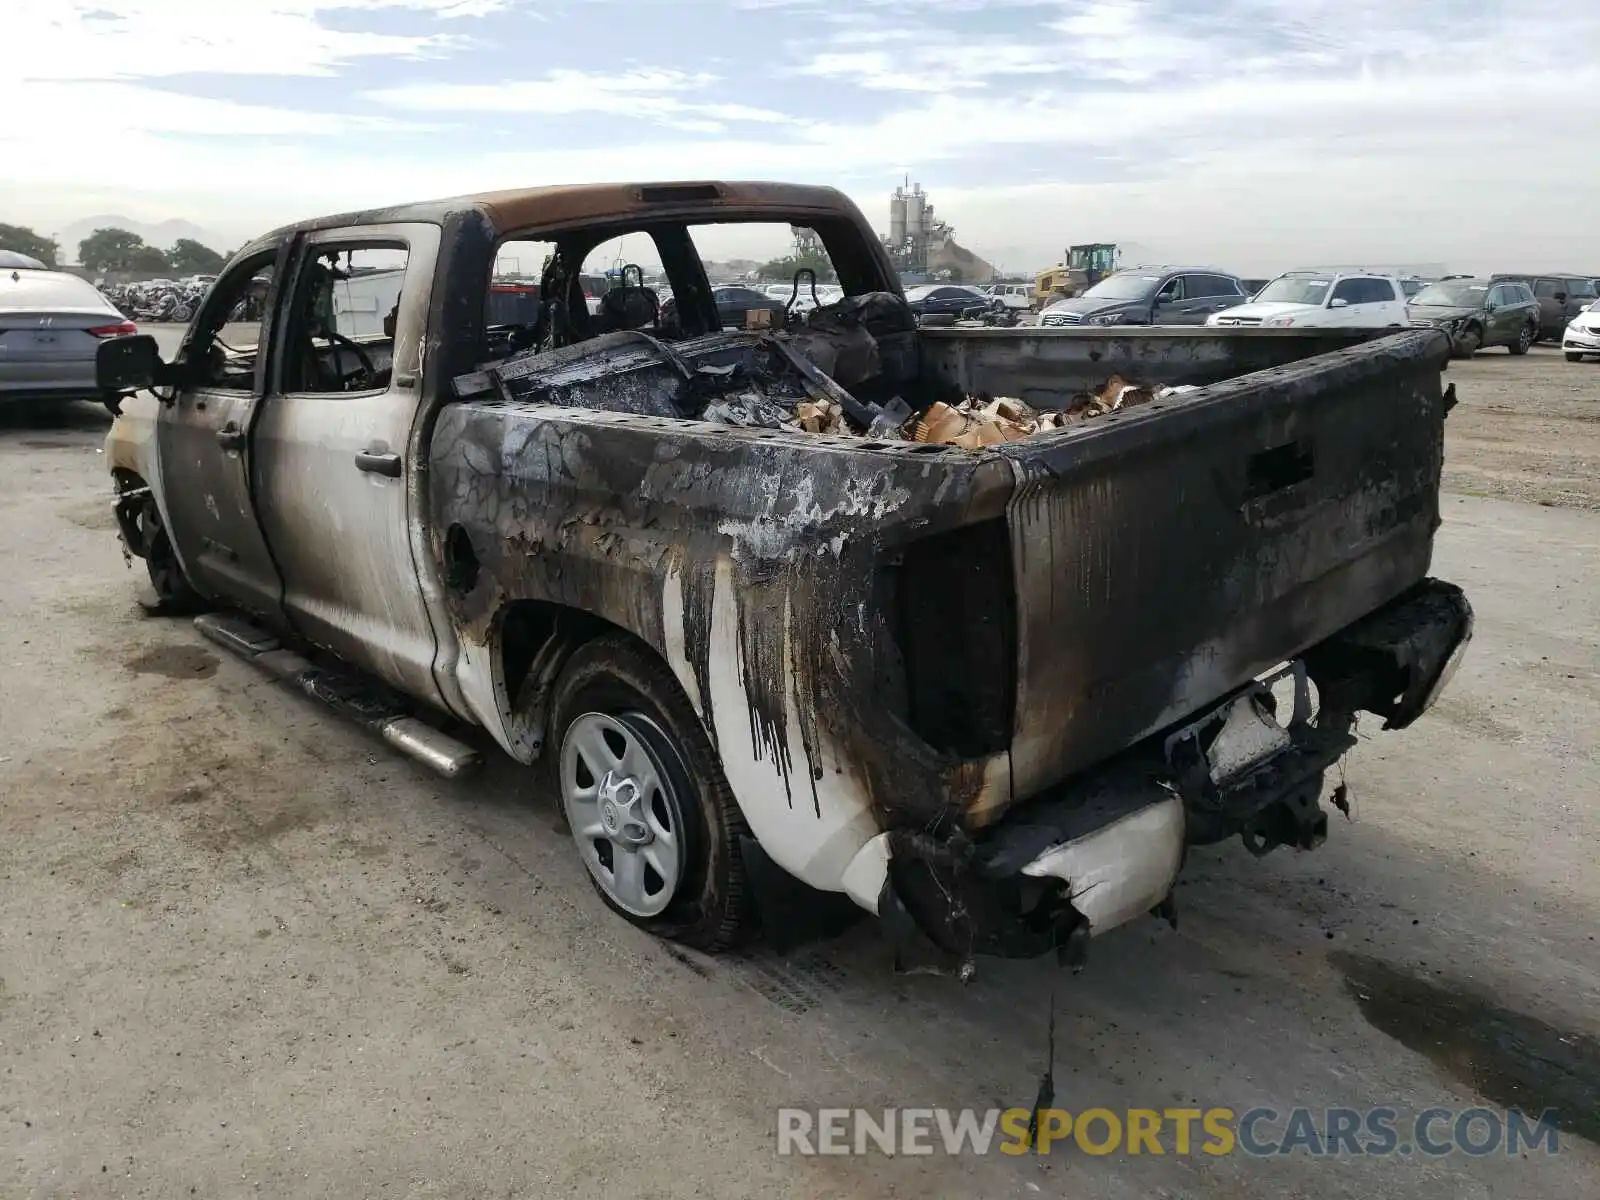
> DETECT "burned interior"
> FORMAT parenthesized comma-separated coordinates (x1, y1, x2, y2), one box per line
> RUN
(454, 211, 1190, 446)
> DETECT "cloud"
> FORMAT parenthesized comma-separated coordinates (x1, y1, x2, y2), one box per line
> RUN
(368, 70, 798, 132)
(14, 1, 500, 81)
(4, 0, 1599, 273)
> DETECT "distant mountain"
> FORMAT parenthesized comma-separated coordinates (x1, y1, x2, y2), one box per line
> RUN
(58, 215, 230, 262)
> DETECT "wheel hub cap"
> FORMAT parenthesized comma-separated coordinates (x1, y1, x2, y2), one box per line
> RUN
(597, 771, 652, 846)
(559, 711, 686, 918)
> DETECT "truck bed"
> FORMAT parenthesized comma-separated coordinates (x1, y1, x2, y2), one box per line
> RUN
(430, 325, 1454, 835)
(919, 327, 1452, 806)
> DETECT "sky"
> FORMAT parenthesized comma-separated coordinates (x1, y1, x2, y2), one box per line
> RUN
(5, 0, 1598, 275)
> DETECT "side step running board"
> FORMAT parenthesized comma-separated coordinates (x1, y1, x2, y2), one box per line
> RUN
(194, 612, 482, 780)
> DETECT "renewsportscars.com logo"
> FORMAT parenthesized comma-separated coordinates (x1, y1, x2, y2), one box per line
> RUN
(776, 1106, 1562, 1158)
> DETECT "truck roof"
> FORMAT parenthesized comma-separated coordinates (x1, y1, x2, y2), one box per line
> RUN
(257, 181, 863, 244)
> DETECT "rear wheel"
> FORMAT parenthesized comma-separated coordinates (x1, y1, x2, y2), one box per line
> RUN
(1509, 323, 1533, 355)
(548, 636, 753, 951)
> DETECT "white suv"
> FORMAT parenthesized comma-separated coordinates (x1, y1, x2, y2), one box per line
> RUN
(1208, 272, 1409, 329)
(984, 283, 1033, 311)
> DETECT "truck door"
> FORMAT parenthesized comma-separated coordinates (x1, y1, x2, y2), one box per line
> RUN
(154, 241, 292, 621)
(249, 223, 449, 707)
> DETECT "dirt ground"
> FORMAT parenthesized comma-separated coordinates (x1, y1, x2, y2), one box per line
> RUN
(1, 346, 1597, 1198)
(1442, 345, 1600, 510)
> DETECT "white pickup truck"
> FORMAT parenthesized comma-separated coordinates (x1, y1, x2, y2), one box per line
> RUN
(1209, 271, 1409, 330)
(94, 180, 1471, 971)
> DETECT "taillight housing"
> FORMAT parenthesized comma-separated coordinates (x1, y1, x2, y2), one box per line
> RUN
(88, 320, 138, 337)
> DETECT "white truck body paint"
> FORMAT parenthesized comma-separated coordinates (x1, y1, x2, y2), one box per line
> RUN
(839, 831, 893, 914)
(454, 636, 515, 757)
(660, 554, 882, 892)
(1021, 794, 1184, 936)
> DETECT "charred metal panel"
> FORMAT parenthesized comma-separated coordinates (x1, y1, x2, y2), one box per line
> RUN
(428, 399, 1015, 837)
(892, 518, 1016, 759)
(918, 326, 1383, 409)
(997, 329, 1452, 798)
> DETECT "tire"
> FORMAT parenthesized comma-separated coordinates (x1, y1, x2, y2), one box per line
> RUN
(547, 635, 752, 951)
(1508, 323, 1534, 355)
(135, 494, 204, 611)
(1452, 326, 1482, 359)
(1568, 352, 1584, 362)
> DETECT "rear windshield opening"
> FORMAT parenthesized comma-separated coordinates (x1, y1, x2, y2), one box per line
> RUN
(482, 216, 874, 362)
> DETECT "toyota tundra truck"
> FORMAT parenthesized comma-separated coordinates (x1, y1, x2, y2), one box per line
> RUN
(95, 181, 1472, 969)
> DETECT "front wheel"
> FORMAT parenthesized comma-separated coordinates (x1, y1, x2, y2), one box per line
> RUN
(1568, 352, 1585, 362)
(135, 495, 204, 611)
(1452, 326, 1482, 359)
(548, 636, 753, 951)
(1509, 323, 1534, 355)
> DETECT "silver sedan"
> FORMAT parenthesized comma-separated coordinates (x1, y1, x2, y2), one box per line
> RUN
(1, 269, 136, 405)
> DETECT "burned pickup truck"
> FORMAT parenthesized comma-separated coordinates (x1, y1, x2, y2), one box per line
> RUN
(97, 181, 1471, 967)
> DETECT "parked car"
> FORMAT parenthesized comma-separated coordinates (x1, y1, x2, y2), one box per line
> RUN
(663, 285, 787, 330)
(1562, 298, 1600, 362)
(710, 285, 787, 329)
(983, 283, 1033, 312)
(1040, 267, 1248, 326)
(1406, 278, 1539, 358)
(1, 268, 137, 404)
(95, 179, 1471, 964)
(903, 284, 989, 321)
(1207, 271, 1408, 329)
(1489, 273, 1599, 341)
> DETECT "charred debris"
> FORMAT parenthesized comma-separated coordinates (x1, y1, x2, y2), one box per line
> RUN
(455, 290, 1197, 448)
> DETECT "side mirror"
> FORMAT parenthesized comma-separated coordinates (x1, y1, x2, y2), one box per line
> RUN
(96, 333, 164, 393)
(1330, 297, 1350, 308)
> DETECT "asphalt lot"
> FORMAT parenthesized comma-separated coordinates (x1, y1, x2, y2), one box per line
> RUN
(1, 344, 1597, 1198)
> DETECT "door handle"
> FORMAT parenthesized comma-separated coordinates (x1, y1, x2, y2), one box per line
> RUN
(355, 450, 402, 477)
(216, 422, 245, 451)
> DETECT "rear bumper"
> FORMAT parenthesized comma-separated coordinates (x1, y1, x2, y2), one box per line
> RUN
(870, 578, 1472, 963)
(1, 361, 99, 402)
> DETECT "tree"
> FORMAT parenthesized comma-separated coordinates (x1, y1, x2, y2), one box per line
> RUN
(166, 238, 225, 274)
(129, 245, 170, 272)
(0, 223, 58, 266)
(756, 252, 836, 284)
(78, 227, 153, 272)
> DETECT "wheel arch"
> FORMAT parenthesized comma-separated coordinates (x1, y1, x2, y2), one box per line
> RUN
(489, 597, 634, 763)
(111, 468, 149, 557)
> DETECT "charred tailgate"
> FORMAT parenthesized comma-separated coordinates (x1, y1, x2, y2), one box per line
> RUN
(1000, 330, 1453, 800)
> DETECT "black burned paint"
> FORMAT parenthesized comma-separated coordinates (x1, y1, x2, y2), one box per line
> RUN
(1334, 952, 1600, 1147)
(675, 555, 717, 741)
(428, 384, 1007, 834)
(734, 563, 798, 809)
